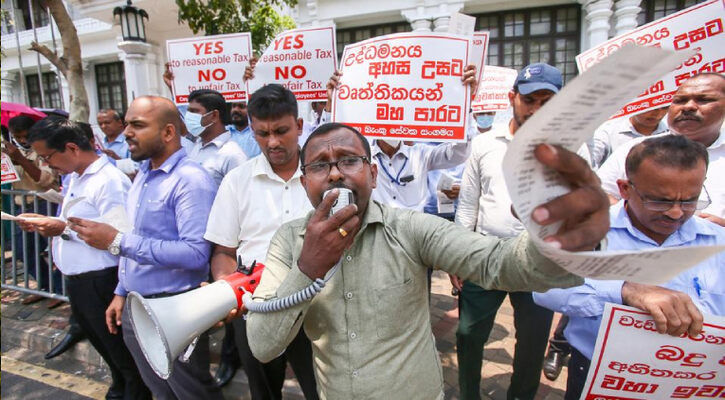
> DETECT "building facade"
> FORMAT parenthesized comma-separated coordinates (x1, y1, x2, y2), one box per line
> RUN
(0, 0, 705, 128)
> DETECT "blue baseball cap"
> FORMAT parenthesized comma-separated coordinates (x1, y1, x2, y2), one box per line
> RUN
(514, 63, 563, 95)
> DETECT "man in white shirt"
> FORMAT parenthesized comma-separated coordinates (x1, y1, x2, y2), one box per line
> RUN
(17, 117, 150, 400)
(205, 84, 318, 400)
(185, 89, 248, 187)
(597, 73, 725, 226)
(454, 63, 575, 400)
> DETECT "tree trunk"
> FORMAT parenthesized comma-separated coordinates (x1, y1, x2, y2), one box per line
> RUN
(29, 0, 89, 122)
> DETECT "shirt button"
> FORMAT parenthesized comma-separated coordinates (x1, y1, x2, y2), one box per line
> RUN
(350, 332, 357, 339)
(388, 163, 392, 167)
(286, 210, 290, 214)
(285, 186, 289, 190)
(393, 196, 397, 200)
(143, 183, 148, 187)
(346, 255, 352, 261)
(345, 292, 353, 299)
(352, 370, 359, 377)
(136, 203, 140, 207)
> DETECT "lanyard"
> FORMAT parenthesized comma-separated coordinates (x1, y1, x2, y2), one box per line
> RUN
(376, 153, 409, 186)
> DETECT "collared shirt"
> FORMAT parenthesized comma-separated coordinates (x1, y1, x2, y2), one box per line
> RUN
(533, 202, 725, 360)
(52, 156, 130, 275)
(103, 133, 130, 159)
(204, 155, 312, 267)
(247, 201, 583, 400)
(228, 124, 262, 158)
(588, 117, 668, 169)
(455, 125, 524, 238)
(187, 131, 248, 187)
(371, 141, 471, 212)
(597, 130, 725, 218)
(115, 148, 217, 297)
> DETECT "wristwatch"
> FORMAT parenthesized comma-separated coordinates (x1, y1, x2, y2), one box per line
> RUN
(108, 232, 124, 256)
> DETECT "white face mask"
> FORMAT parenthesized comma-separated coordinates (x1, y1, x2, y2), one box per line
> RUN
(183, 110, 213, 137)
(379, 139, 401, 149)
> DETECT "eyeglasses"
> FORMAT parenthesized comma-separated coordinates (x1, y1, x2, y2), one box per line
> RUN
(302, 156, 370, 180)
(38, 150, 59, 163)
(628, 181, 711, 212)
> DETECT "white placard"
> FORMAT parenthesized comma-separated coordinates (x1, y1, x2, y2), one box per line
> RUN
(470, 31, 489, 84)
(581, 303, 725, 400)
(1, 152, 20, 184)
(576, 0, 725, 119)
(333, 32, 471, 142)
(248, 26, 337, 101)
(167, 33, 253, 105)
(447, 12, 476, 36)
(471, 66, 518, 113)
(501, 44, 725, 285)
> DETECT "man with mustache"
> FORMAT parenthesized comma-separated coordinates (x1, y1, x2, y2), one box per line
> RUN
(69, 96, 223, 399)
(228, 101, 262, 159)
(597, 73, 725, 226)
(244, 122, 611, 399)
(204, 84, 319, 400)
(535, 134, 722, 400)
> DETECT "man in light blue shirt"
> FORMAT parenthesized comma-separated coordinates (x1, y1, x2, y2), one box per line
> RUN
(534, 135, 723, 400)
(70, 96, 222, 399)
(228, 101, 261, 158)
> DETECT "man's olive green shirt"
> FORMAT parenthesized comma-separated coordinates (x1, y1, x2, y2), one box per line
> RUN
(247, 201, 583, 400)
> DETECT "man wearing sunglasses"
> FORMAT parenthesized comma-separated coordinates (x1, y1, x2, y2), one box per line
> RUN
(534, 134, 723, 400)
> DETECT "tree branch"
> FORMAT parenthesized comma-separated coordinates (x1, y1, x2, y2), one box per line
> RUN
(29, 41, 68, 75)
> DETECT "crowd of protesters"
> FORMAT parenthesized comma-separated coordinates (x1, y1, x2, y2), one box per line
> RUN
(3, 52, 723, 400)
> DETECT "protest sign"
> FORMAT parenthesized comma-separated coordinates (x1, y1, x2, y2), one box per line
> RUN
(333, 32, 471, 142)
(470, 32, 489, 84)
(581, 303, 725, 400)
(471, 66, 518, 112)
(576, 0, 725, 119)
(248, 26, 337, 101)
(167, 33, 252, 105)
(1, 152, 20, 184)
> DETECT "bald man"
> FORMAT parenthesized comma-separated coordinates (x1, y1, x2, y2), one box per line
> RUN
(70, 97, 222, 399)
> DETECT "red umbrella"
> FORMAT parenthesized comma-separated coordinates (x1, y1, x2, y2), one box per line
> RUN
(1, 102, 47, 127)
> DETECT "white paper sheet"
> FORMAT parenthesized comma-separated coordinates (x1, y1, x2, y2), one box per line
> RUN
(33, 189, 64, 204)
(502, 44, 725, 284)
(447, 12, 476, 36)
(98, 205, 133, 233)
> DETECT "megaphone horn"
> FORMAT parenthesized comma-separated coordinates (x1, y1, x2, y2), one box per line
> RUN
(127, 263, 264, 379)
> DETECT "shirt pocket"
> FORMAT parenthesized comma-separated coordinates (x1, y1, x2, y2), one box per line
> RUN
(140, 199, 175, 233)
(373, 278, 417, 339)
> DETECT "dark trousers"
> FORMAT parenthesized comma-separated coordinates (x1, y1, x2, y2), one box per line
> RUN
(220, 322, 241, 366)
(548, 315, 571, 355)
(233, 318, 319, 400)
(122, 302, 223, 400)
(14, 225, 63, 294)
(65, 267, 151, 400)
(564, 348, 590, 400)
(456, 281, 554, 400)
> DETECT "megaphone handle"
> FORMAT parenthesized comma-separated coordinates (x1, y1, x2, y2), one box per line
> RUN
(179, 335, 199, 363)
(243, 261, 342, 313)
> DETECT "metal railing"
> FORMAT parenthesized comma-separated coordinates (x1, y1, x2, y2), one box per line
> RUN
(1, 188, 68, 301)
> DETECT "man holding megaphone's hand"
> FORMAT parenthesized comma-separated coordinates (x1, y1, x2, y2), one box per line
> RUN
(243, 123, 610, 400)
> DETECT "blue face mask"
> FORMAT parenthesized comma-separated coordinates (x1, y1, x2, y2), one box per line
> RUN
(184, 111, 213, 137)
(475, 114, 495, 130)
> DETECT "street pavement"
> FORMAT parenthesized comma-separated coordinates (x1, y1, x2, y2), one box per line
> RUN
(2, 270, 568, 399)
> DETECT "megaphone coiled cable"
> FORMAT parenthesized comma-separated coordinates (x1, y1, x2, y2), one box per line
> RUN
(242, 261, 342, 313)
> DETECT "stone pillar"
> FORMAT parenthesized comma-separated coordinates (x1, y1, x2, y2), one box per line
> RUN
(614, 0, 641, 35)
(117, 40, 157, 102)
(1, 71, 19, 103)
(432, 2, 465, 33)
(584, 0, 614, 47)
(402, 7, 432, 32)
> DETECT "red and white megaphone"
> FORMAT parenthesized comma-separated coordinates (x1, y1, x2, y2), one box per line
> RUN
(126, 260, 264, 379)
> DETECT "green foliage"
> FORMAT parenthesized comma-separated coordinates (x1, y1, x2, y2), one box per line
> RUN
(176, 0, 297, 53)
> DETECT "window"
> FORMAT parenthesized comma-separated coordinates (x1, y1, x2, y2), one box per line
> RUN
(95, 62, 128, 114)
(474, 5, 581, 83)
(11, 0, 50, 32)
(25, 72, 62, 109)
(336, 22, 411, 58)
(637, 0, 707, 25)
